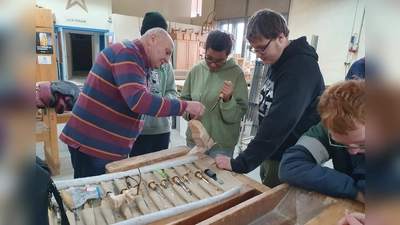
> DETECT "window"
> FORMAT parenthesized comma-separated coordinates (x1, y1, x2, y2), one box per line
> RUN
(217, 19, 245, 55)
(191, 0, 202, 18)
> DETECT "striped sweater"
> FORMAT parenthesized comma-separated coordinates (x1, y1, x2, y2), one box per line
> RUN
(60, 39, 187, 160)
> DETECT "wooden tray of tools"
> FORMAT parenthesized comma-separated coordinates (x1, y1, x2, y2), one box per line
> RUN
(50, 120, 363, 224)
(104, 150, 364, 225)
(51, 152, 269, 225)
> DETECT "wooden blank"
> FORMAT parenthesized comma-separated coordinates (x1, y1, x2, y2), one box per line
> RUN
(105, 146, 191, 173)
(187, 120, 214, 154)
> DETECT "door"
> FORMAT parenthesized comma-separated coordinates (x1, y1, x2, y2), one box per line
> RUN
(187, 41, 199, 70)
(176, 40, 188, 70)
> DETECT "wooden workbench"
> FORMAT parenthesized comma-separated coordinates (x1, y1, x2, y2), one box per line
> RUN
(55, 121, 364, 224)
(105, 146, 364, 225)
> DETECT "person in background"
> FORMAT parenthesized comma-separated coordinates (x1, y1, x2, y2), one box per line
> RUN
(60, 28, 205, 178)
(215, 8, 325, 188)
(130, 12, 178, 157)
(345, 57, 365, 80)
(279, 80, 365, 203)
(180, 30, 249, 158)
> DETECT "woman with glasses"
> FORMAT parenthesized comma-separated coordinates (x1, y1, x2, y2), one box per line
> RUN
(279, 79, 365, 203)
(180, 30, 249, 158)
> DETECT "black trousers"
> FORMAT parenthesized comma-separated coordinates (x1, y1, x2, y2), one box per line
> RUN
(130, 132, 170, 157)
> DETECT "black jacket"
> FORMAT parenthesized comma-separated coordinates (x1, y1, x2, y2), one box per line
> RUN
(279, 122, 364, 200)
(231, 36, 325, 173)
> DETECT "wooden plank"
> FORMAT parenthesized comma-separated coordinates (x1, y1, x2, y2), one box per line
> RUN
(36, 27, 57, 82)
(36, 131, 50, 142)
(42, 108, 60, 175)
(36, 121, 48, 133)
(36, 8, 53, 28)
(56, 112, 72, 124)
(198, 184, 290, 225)
(188, 41, 199, 69)
(44, 144, 60, 175)
(176, 40, 188, 70)
(305, 203, 350, 225)
(105, 146, 192, 173)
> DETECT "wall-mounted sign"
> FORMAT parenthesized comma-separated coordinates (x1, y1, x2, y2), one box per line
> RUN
(66, 0, 88, 13)
(38, 56, 52, 65)
(36, 32, 53, 54)
(65, 16, 88, 24)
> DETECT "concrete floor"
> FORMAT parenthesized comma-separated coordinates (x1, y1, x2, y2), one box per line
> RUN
(36, 123, 262, 183)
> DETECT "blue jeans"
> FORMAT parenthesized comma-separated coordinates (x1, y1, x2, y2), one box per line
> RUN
(187, 143, 233, 158)
(68, 146, 113, 178)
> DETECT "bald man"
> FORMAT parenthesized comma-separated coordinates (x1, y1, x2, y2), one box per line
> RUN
(60, 28, 205, 178)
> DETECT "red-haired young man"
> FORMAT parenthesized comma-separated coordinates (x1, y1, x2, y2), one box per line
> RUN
(279, 79, 365, 203)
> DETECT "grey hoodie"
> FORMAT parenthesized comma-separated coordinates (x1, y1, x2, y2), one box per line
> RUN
(140, 62, 178, 135)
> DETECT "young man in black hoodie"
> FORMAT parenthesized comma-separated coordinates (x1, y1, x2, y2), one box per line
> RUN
(215, 8, 325, 187)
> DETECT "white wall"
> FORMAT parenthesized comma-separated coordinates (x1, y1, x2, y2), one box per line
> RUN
(288, 0, 365, 84)
(370, 0, 400, 82)
(110, 14, 202, 43)
(111, 14, 142, 42)
(36, 0, 112, 30)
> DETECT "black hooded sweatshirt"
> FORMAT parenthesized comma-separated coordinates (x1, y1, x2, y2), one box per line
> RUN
(231, 36, 325, 173)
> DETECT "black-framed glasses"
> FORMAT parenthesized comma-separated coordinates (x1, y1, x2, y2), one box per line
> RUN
(328, 133, 366, 150)
(204, 57, 226, 67)
(249, 39, 273, 54)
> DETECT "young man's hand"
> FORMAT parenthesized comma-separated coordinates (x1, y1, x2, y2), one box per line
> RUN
(215, 154, 232, 171)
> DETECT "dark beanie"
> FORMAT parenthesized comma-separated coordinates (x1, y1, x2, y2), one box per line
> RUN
(141, 12, 168, 35)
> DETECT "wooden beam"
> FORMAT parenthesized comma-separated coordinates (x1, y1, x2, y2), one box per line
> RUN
(198, 184, 290, 225)
(105, 146, 192, 173)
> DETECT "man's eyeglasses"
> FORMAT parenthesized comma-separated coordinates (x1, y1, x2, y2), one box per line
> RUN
(328, 133, 366, 150)
(249, 39, 273, 54)
(204, 57, 226, 67)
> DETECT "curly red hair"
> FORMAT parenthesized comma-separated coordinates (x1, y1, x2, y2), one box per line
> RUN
(318, 79, 365, 135)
